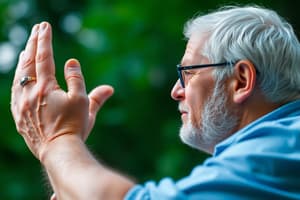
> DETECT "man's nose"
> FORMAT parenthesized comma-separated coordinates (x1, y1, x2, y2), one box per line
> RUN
(171, 79, 185, 101)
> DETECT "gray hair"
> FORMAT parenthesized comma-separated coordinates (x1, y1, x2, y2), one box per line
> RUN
(184, 5, 300, 103)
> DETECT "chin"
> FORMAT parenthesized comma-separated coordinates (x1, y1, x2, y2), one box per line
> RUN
(179, 122, 213, 154)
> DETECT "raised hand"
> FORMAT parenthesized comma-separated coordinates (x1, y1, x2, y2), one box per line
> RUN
(10, 22, 113, 161)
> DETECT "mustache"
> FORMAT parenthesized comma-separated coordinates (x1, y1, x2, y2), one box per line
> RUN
(178, 103, 189, 113)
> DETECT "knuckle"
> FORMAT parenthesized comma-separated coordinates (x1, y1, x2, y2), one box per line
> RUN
(22, 53, 35, 68)
(35, 50, 50, 63)
(66, 71, 83, 82)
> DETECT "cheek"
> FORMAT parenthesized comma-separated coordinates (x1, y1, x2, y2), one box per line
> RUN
(185, 79, 215, 127)
(185, 88, 205, 126)
(183, 69, 216, 123)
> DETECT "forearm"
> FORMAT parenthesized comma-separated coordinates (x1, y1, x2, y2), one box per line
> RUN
(41, 135, 135, 200)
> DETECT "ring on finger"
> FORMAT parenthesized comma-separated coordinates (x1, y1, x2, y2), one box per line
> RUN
(20, 76, 36, 87)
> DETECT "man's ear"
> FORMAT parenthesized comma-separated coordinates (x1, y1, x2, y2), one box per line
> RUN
(231, 60, 257, 104)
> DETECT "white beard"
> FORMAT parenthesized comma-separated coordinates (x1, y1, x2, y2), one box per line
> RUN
(179, 82, 238, 153)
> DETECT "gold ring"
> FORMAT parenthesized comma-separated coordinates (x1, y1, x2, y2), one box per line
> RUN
(20, 76, 36, 87)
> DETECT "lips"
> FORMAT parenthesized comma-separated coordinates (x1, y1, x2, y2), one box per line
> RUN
(181, 112, 187, 117)
(178, 104, 188, 121)
(180, 110, 188, 115)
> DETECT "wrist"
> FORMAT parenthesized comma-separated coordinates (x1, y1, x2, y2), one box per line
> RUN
(39, 134, 84, 166)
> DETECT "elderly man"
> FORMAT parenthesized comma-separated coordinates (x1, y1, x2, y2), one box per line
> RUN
(11, 5, 300, 200)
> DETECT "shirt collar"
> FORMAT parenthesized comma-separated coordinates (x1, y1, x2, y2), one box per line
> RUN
(213, 99, 300, 156)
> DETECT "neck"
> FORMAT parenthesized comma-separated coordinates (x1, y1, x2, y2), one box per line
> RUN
(237, 91, 283, 131)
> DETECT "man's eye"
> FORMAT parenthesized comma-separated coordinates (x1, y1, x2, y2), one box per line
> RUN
(183, 71, 195, 76)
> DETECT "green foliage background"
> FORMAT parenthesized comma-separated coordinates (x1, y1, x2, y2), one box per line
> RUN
(0, 0, 299, 199)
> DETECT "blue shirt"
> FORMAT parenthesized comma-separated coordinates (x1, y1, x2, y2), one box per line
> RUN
(125, 100, 300, 199)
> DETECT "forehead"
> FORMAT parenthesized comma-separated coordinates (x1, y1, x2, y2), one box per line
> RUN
(182, 33, 209, 65)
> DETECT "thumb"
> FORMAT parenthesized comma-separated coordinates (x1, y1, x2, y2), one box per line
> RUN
(88, 85, 114, 117)
(64, 58, 86, 96)
(84, 85, 114, 139)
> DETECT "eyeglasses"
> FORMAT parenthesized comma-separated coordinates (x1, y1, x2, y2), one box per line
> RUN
(176, 61, 235, 88)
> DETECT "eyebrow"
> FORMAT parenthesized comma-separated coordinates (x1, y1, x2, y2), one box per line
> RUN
(180, 51, 209, 66)
(180, 58, 209, 67)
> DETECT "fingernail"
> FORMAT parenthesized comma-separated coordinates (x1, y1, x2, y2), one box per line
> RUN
(67, 59, 80, 68)
(40, 22, 48, 33)
(30, 24, 39, 38)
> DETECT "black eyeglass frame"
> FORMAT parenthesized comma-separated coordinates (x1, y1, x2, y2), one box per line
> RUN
(176, 61, 235, 88)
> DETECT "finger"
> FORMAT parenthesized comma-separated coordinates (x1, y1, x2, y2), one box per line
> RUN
(13, 24, 39, 86)
(64, 58, 86, 96)
(35, 22, 56, 85)
(88, 85, 114, 117)
(11, 24, 39, 116)
(84, 85, 114, 139)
